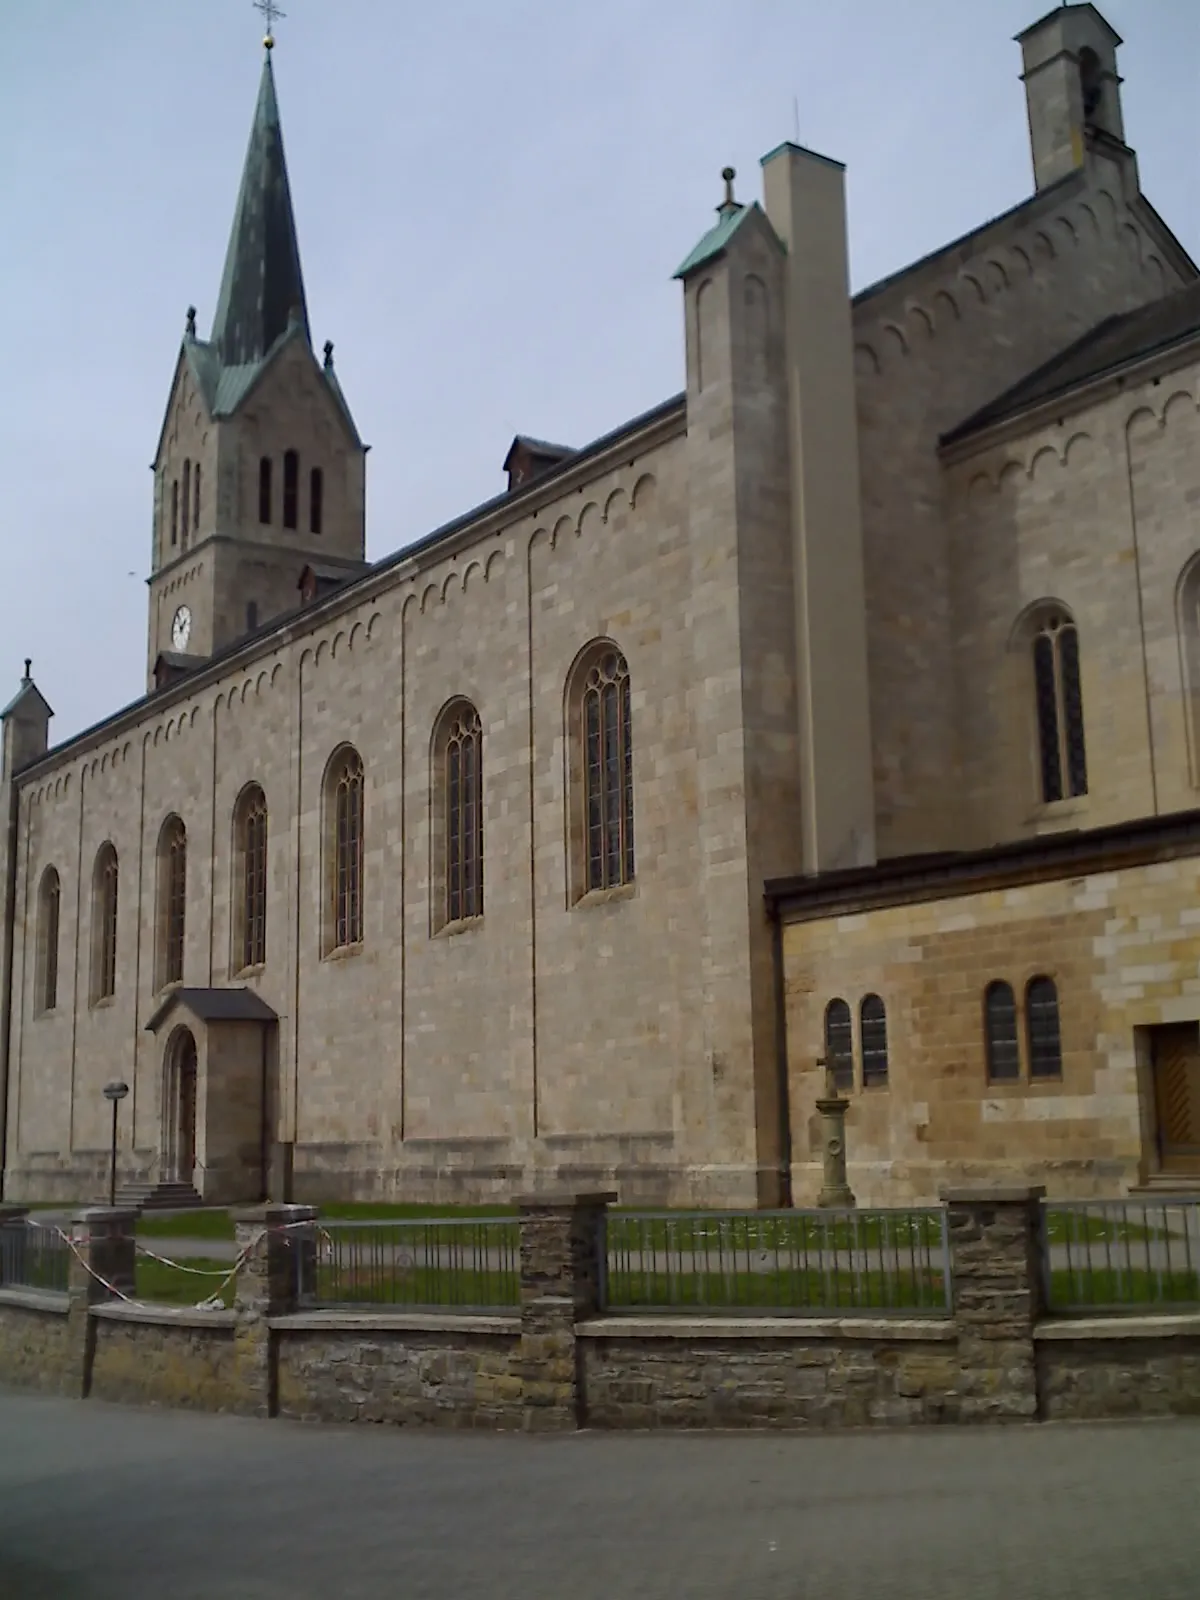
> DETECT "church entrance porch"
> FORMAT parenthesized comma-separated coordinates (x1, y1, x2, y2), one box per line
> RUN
(164, 1028, 198, 1185)
(1148, 1023, 1200, 1178)
(145, 987, 279, 1206)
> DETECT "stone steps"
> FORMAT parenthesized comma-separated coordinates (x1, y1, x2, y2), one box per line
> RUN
(112, 1181, 204, 1214)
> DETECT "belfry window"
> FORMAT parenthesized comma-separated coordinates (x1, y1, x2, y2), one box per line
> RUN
(310, 467, 323, 536)
(171, 480, 179, 547)
(1031, 611, 1087, 804)
(283, 450, 299, 530)
(181, 459, 191, 541)
(259, 457, 272, 525)
(193, 463, 201, 532)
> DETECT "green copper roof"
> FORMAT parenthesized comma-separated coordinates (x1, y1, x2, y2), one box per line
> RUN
(674, 201, 763, 279)
(210, 52, 309, 366)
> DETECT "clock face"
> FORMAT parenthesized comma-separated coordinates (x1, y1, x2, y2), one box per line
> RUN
(171, 605, 192, 651)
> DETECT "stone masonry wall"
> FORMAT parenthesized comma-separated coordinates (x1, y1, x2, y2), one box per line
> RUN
(1037, 1328, 1200, 1421)
(0, 1293, 72, 1393)
(780, 848, 1200, 1205)
(88, 1308, 239, 1412)
(275, 1320, 522, 1428)
(580, 1322, 961, 1428)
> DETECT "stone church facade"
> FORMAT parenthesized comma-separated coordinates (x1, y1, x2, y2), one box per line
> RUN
(4, 5, 1200, 1207)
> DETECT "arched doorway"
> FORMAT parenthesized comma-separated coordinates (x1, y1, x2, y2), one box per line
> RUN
(164, 1027, 198, 1184)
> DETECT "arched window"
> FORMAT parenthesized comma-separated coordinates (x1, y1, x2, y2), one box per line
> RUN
(158, 816, 187, 989)
(1026, 976, 1063, 1079)
(823, 999, 854, 1093)
(181, 459, 191, 540)
(1030, 609, 1087, 803)
(326, 747, 364, 951)
(171, 479, 179, 547)
(235, 786, 268, 971)
(310, 467, 324, 535)
(1079, 46, 1103, 121)
(283, 450, 299, 530)
(567, 642, 634, 899)
(37, 867, 61, 1013)
(860, 994, 889, 1088)
(259, 457, 273, 525)
(193, 462, 201, 532)
(92, 843, 119, 1002)
(984, 980, 1019, 1082)
(432, 701, 483, 930)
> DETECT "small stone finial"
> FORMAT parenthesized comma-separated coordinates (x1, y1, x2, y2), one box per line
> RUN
(185, 305, 197, 339)
(323, 340, 334, 371)
(22, 658, 31, 683)
(722, 166, 736, 204)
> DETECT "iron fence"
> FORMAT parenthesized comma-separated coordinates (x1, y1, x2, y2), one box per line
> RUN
(1043, 1198, 1200, 1312)
(0, 1220, 70, 1295)
(313, 1218, 520, 1311)
(603, 1208, 952, 1315)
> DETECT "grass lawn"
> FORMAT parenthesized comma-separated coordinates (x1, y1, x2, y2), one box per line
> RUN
(135, 1254, 235, 1308)
(1047, 1266, 1200, 1310)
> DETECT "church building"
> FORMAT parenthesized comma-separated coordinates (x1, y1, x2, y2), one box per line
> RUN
(4, 5, 1200, 1208)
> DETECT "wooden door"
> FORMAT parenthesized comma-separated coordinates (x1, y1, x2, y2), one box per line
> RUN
(1152, 1024, 1200, 1174)
(179, 1062, 197, 1182)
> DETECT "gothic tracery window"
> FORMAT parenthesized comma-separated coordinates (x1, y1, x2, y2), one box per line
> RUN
(571, 644, 634, 897)
(236, 786, 268, 970)
(434, 702, 483, 929)
(37, 867, 61, 1013)
(1031, 610, 1087, 804)
(159, 816, 187, 988)
(93, 843, 119, 1002)
(327, 747, 364, 951)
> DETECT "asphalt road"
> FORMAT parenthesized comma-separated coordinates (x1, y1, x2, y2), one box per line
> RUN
(1, 1392, 1197, 1598)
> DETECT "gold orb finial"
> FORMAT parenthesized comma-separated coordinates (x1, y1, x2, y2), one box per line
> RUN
(264, 33, 274, 48)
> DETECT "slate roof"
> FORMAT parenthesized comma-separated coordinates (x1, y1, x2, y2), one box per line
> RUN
(145, 987, 278, 1033)
(211, 51, 308, 367)
(943, 278, 1200, 445)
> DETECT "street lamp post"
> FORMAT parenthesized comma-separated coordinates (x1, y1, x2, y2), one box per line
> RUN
(102, 1081, 130, 1208)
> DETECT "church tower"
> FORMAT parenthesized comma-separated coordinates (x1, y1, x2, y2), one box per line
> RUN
(147, 43, 367, 689)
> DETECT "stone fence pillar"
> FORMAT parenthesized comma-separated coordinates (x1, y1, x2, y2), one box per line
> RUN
(69, 1207, 138, 1398)
(231, 1203, 318, 1417)
(516, 1191, 615, 1431)
(941, 1186, 1045, 1424)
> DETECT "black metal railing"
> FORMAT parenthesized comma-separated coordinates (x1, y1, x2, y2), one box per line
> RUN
(313, 1218, 520, 1311)
(603, 1208, 951, 1315)
(0, 1220, 70, 1295)
(1043, 1198, 1200, 1312)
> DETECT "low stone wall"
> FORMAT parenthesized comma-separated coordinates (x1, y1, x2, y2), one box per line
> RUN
(1036, 1316, 1200, 1421)
(274, 1311, 522, 1427)
(88, 1305, 242, 1412)
(580, 1317, 961, 1429)
(0, 1289, 73, 1393)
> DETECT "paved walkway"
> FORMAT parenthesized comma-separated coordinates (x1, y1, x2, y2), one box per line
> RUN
(1, 1391, 1197, 1598)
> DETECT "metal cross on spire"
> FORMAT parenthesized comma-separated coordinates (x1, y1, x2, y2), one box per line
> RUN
(253, 0, 286, 48)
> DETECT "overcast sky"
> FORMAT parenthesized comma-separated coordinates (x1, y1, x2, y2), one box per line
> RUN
(1, 0, 1197, 744)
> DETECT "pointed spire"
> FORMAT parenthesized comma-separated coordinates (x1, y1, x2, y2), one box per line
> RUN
(210, 51, 309, 368)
